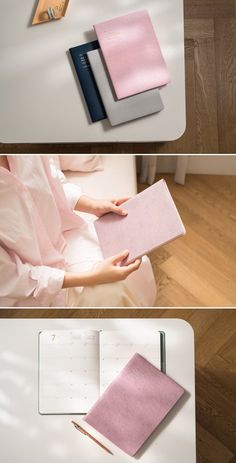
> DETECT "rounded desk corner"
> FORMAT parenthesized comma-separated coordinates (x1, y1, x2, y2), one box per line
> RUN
(169, 118, 186, 143)
(175, 318, 195, 340)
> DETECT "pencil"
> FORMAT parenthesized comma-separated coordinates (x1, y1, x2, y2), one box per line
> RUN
(71, 420, 113, 455)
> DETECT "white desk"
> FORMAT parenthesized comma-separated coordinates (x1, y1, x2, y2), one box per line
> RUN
(0, 319, 196, 463)
(0, 0, 185, 143)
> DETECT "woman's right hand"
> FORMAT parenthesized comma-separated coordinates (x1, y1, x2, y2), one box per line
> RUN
(90, 250, 141, 285)
(63, 251, 141, 289)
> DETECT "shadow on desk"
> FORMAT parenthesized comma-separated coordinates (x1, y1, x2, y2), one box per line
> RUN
(135, 390, 191, 459)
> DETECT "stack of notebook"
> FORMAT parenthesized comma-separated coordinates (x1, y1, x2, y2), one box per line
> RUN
(69, 10, 170, 126)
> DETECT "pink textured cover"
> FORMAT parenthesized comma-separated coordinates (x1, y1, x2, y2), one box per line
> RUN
(94, 10, 170, 100)
(84, 353, 184, 456)
(94, 179, 186, 266)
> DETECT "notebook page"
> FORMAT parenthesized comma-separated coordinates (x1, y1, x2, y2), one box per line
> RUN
(99, 330, 161, 393)
(39, 330, 99, 414)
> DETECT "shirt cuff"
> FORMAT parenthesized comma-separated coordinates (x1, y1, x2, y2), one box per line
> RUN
(30, 266, 65, 305)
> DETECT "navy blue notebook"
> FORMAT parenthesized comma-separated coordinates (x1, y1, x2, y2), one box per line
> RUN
(69, 41, 107, 123)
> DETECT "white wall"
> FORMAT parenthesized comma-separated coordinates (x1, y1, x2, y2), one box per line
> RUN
(155, 155, 236, 175)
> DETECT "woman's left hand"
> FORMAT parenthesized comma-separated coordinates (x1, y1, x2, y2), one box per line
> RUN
(91, 197, 130, 217)
(75, 195, 130, 217)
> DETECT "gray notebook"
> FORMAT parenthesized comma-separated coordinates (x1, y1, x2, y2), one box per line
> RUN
(87, 49, 164, 126)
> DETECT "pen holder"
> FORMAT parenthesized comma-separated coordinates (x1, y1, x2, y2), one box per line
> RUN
(32, 0, 70, 25)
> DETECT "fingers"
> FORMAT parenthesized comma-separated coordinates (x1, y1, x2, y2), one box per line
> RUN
(123, 259, 142, 276)
(110, 203, 128, 216)
(112, 197, 131, 206)
(110, 250, 129, 265)
(111, 198, 130, 215)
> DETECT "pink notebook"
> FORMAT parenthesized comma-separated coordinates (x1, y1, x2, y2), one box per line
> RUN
(94, 179, 186, 266)
(94, 10, 170, 99)
(84, 353, 184, 456)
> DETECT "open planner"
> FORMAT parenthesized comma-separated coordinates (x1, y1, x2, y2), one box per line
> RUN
(38, 329, 163, 414)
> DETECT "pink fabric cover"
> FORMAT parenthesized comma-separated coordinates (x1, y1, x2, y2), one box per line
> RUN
(94, 179, 186, 265)
(84, 353, 184, 456)
(94, 10, 170, 100)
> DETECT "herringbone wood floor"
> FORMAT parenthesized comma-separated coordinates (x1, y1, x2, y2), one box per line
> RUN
(141, 174, 236, 307)
(1, 0, 235, 154)
(0, 309, 235, 463)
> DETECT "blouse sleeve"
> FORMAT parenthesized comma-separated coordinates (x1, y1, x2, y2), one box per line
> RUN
(49, 156, 83, 211)
(0, 246, 65, 305)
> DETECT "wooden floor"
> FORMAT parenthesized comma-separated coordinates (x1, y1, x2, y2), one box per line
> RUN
(0, 0, 235, 154)
(0, 308, 235, 463)
(140, 174, 236, 307)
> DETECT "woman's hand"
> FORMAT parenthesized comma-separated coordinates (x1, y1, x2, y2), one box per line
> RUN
(75, 195, 130, 217)
(90, 250, 141, 284)
(63, 251, 141, 288)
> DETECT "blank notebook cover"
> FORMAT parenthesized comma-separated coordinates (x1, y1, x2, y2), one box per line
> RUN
(94, 179, 186, 266)
(84, 353, 184, 457)
(87, 49, 164, 126)
(69, 41, 107, 122)
(38, 330, 161, 414)
(94, 10, 170, 100)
